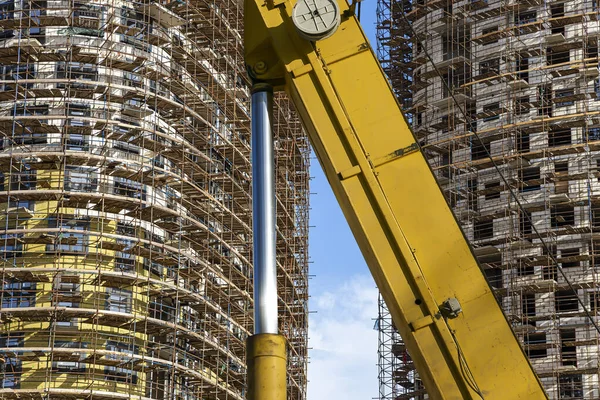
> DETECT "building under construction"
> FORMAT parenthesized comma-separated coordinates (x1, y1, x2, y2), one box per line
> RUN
(377, 0, 600, 398)
(0, 0, 310, 399)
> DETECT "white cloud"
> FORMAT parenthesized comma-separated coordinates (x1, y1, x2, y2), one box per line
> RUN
(308, 274, 379, 400)
(315, 291, 336, 311)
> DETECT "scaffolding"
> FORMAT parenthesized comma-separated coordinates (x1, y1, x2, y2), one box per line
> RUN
(0, 0, 309, 399)
(377, 0, 600, 398)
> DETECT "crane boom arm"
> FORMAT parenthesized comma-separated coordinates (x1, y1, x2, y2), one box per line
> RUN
(244, 0, 548, 398)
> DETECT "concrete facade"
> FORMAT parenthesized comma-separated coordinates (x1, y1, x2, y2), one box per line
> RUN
(377, 0, 600, 398)
(0, 1, 309, 399)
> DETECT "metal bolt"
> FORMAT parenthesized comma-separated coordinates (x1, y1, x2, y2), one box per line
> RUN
(254, 61, 268, 74)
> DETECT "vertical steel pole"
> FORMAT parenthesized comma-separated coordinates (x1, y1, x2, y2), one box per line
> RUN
(251, 83, 278, 335)
(247, 83, 287, 400)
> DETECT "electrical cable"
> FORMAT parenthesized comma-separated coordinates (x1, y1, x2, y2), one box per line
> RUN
(448, 327, 485, 399)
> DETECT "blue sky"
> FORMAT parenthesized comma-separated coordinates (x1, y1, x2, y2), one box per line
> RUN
(307, 5, 380, 399)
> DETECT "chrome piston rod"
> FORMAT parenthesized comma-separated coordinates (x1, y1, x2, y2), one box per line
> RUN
(251, 84, 278, 335)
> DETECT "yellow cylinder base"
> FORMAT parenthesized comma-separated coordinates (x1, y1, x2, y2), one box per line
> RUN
(246, 333, 287, 400)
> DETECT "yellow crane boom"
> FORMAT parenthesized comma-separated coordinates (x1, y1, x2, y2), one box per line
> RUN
(243, 0, 549, 398)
